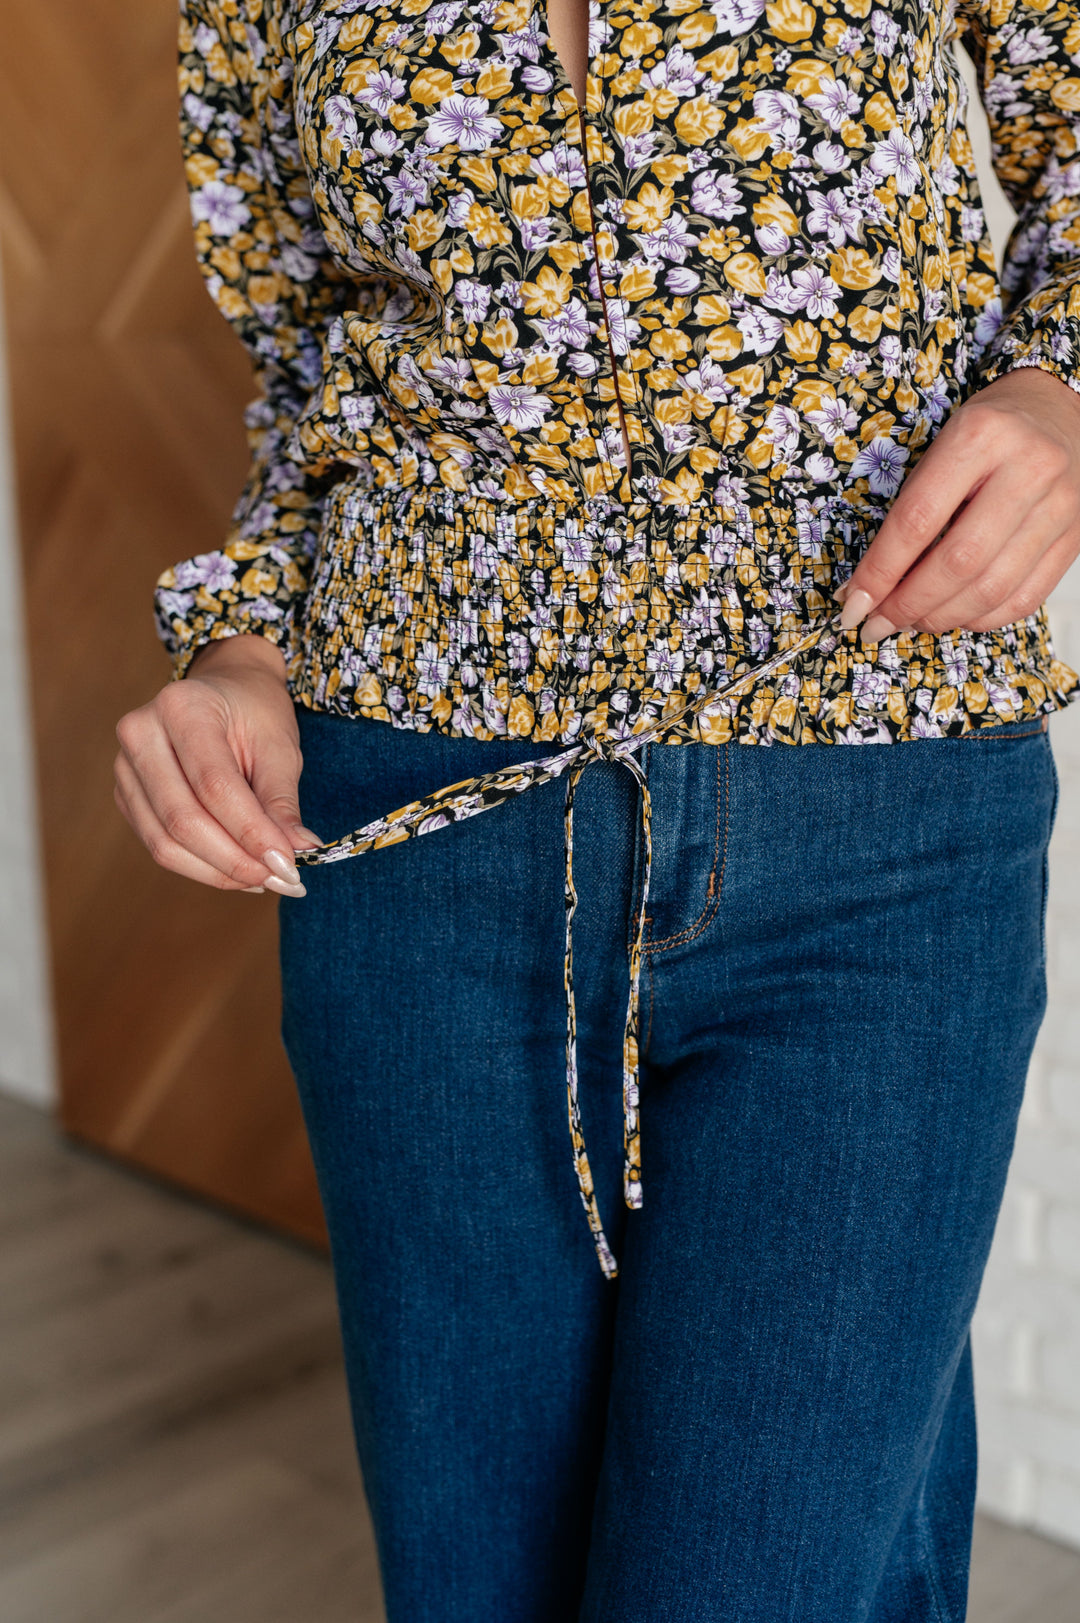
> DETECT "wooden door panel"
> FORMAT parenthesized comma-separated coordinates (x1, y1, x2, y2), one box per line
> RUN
(0, 0, 327, 1248)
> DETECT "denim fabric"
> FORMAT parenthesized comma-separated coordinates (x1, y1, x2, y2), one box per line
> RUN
(280, 712, 1057, 1623)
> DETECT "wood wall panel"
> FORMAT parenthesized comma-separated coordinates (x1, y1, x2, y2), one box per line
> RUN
(0, 0, 328, 1249)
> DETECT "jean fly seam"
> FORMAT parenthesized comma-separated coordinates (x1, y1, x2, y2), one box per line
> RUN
(645, 744, 730, 955)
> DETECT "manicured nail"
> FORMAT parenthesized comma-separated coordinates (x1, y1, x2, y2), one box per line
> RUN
(839, 587, 875, 631)
(293, 827, 325, 850)
(263, 849, 302, 886)
(243, 886, 266, 894)
(833, 578, 852, 603)
(264, 874, 307, 899)
(861, 613, 897, 644)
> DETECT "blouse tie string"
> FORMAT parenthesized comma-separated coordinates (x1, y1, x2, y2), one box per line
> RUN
(295, 610, 845, 1277)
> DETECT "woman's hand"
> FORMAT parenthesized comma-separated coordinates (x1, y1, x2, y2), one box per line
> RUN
(114, 636, 322, 897)
(838, 367, 1080, 644)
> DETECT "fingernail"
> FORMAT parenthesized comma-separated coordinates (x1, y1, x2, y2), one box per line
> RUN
(263, 849, 302, 886)
(243, 886, 266, 894)
(839, 587, 875, 631)
(293, 828, 325, 850)
(833, 578, 852, 603)
(265, 874, 307, 899)
(861, 613, 897, 644)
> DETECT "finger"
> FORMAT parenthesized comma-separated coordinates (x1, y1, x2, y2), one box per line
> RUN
(114, 755, 267, 892)
(118, 721, 274, 888)
(861, 474, 1058, 640)
(840, 411, 994, 623)
(903, 496, 1073, 637)
(247, 733, 309, 846)
(962, 529, 1080, 633)
(158, 698, 304, 880)
(293, 825, 326, 851)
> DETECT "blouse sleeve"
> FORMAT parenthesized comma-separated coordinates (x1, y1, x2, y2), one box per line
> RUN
(959, 0, 1080, 392)
(155, 0, 352, 680)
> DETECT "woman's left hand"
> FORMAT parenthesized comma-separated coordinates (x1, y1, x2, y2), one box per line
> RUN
(838, 367, 1080, 644)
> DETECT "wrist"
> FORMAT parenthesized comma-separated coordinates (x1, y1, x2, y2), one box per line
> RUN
(186, 633, 289, 682)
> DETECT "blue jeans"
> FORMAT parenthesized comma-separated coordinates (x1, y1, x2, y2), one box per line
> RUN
(280, 711, 1057, 1623)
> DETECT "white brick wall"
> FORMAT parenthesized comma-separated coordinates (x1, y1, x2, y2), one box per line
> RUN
(958, 49, 1080, 1548)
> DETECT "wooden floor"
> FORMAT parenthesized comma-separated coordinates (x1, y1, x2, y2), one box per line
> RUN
(1, 1092, 1079, 1622)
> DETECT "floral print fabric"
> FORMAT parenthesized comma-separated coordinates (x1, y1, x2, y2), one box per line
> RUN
(156, 0, 1080, 743)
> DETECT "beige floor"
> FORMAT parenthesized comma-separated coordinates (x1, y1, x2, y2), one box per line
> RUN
(1, 1093, 1078, 1622)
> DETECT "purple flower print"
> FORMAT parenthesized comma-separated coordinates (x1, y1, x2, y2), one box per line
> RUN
(323, 95, 359, 143)
(869, 128, 920, 194)
(191, 180, 250, 236)
(426, 0, 466, 32)
(878, 333, 903, 377)
(711, 0, 765, 36)
(762, 270, 803, 315)
(640, 213, 698, 262)
(737, 308, 785, 354)
(647, 642, 685, 693)
(519, 216, 556, 250)
(559, 527, 594, 570)
(426, 96, 502, 151)
(426, 354, 474, 393)
(852, 662, 890, 708)
(489, 386, 552, 430)
(648, 44, 703, 94)
(806, 397, 857, 443)
(622, 132, 658, 169)
(683, 356, 736, 401)
(156, 589, 194, 619)
(806, 188, 861, 246)
(973, 298, 1004, 349)
(791, 264, 841, 318)
(849, 435, 910, 496)
(174, 552, 237, 593)
(870, 11, 901, 53)
(804, 451, 838, 482)
(767, 405, 801, 459)
(541, 298, 592, 349)
(667, 266, 701, 294)
(341, 392, 378, 432)
(416, 643, 450, 697)
(806, 78, 861, 130)
(455, 279, 492, 323)
(747, 616, 772, 657)
(535, 144, 587, 190)
(521, 65, 554, 92)
(1008, 24, 1054, 64)
(603, 298, 641, 356)
(752, 89, 803, 149)
(659, 420, 697, 456)
(756, 223, 791, 256)
(812, 140, 850, 174)
(182, 92, 214, 134)
(386, 169, 430, 216)
(691, 170, 740, 220)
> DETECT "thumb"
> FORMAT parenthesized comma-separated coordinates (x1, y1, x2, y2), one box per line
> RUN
(248, 733, 312, 850)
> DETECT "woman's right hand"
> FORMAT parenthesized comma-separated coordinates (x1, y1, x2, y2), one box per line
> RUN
(113, 635, 323, 898)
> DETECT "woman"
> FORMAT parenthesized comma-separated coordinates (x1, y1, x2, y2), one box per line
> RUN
(116, 0, 1077, 1614)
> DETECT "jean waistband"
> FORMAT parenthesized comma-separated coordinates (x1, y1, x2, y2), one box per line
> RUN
(295, 611, 847, 1277)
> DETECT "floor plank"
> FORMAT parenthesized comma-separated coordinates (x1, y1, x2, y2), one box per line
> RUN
(1, 1090, 1078, 1621)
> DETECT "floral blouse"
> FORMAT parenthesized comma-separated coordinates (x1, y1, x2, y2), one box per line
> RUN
(159, 0, 1080, 1272)
(156, 0, 1080, 745)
